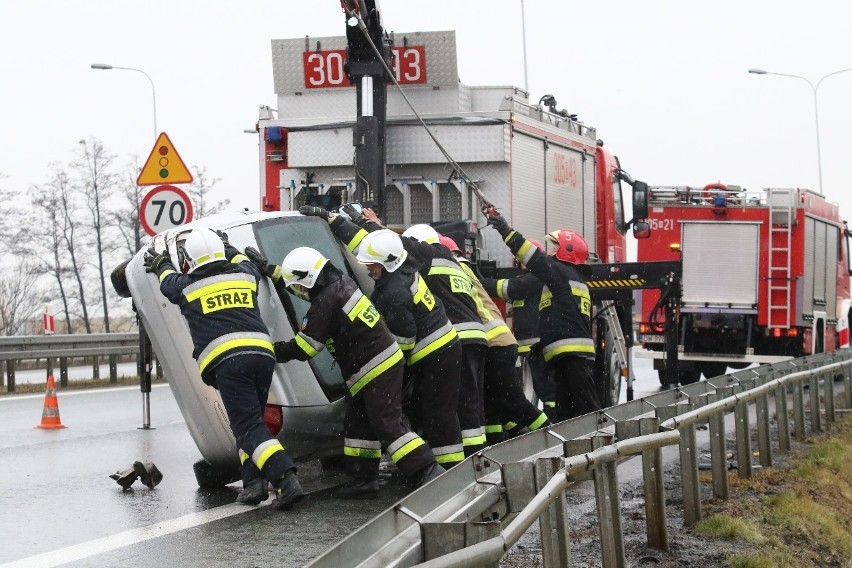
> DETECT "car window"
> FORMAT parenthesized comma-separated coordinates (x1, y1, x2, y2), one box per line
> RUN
(253, 216, 351, 395)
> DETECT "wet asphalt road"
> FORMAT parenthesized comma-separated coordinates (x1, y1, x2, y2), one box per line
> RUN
(0, 355, 675, 568)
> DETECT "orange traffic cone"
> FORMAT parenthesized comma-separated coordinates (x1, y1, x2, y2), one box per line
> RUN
(36, 375, 66, 429)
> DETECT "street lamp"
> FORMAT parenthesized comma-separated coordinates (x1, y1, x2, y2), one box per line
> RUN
(748, 66, 852, 195)
(90, 63, 158, 141)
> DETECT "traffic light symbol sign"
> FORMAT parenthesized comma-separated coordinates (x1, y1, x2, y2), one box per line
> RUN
(137, 132, 194, 186)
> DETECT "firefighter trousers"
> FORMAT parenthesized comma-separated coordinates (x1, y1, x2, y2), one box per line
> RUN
(404, 340, 465, 468)
(485, 344, 550, 443)
(549, 355, 601, 421)
(344, 361, 435, 482)
(214, 354, 296, 485)
(458, 343, 487, 456)
(520, 348, 558, 421)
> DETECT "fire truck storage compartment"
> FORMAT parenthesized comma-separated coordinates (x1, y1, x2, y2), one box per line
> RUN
(681, 222, 759, 310)
(802, 216, 838, 324)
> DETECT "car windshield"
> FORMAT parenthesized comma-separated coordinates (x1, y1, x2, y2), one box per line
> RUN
(253, 216, 351, 396)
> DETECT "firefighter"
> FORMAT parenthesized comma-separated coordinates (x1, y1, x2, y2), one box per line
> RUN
(144, 228, 305, 510)
(302, 206, 488, 457)
(244, 244, 444, 498)
(438, 235, 550, 442)
(484, 213, 601, 420)
(480, 239, 559, 421)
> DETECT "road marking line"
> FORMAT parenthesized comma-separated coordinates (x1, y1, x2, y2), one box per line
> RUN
(0, 502, 255, 568)
(0, 383, 170, 402)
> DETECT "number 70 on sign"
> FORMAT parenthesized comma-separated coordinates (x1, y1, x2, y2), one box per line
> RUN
(140, 184, 194, 237)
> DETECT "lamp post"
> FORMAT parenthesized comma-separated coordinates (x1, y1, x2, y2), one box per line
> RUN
(90, 63, 158, 141)
(748, 66, 852, 195)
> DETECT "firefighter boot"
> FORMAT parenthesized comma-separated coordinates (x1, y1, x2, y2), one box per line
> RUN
(333, 478, 380, 500)
(272, 470, 307, 511)
(236, 477, 269, 505)
(410, 462, 445, 489)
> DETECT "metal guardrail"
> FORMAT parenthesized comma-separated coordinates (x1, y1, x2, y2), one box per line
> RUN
(0, 333, 142, 392)
(307, 350, 852, 568)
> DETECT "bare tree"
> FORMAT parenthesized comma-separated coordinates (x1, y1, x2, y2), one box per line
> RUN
(0, 261, 41, 336)
(73, 138, 115, 332)
(186, 164, 230, 219)
(110, 158, 146, 258)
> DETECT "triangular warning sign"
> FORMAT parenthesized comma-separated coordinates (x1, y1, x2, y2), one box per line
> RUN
(137, 132, 194, 186)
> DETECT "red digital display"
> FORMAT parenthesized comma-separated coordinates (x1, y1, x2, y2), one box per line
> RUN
(302, 46, 427, 89)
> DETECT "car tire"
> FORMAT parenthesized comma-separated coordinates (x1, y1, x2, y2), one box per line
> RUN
(193, 459, 240, 489)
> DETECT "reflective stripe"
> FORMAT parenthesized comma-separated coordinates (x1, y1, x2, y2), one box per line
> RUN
(518, 344, 532, 354)
(456, 329, 488, 342)
(253, 439, 285, 470)
(197, 332, 274, 373)
(539, 287, 552, 311)
(158, 269, 176, 282)
(343, 292, 370, 320)
(344, 438, 382, 459)
(230, 254, 249, 264)
(410, 275, 436, 311)
(407, 321, 457, 365)
(184, 273, 257, 302)
(517, 240, 536, 265)
(483, 318, 511, 340)
(496, 279, 510, 301)
(542, 338, 596, 362)
(394, 334, 416, 352)
(544, 401, 556, 408)
(528, 412, 549, 431)
(296, 332, 324, 357)
(388, 432, 426, 463)
(431, 444, 465, 465)
(517, 337, 539, 354)
(238, 449, 250, 465)
(504, 421, 517, 431)
(461, 427, 486, 447)
(347, 228, 369, 252)
(503, 231, 516, 242)
(485, 424, 503, 434)
(346, 343, 404, 396)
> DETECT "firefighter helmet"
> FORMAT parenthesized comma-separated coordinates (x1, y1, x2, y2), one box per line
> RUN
(180, 228, 226, 274)
(356, 230, 408, 273)
(281, 247, 329, 289)
(401, 224, 439, 244)
(545, 229, 588, 264)
(437, 235, 460, 253)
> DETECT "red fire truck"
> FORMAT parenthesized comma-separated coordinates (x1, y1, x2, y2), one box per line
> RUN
(636, 183, 852, 385)
(253, 13, 652, 405)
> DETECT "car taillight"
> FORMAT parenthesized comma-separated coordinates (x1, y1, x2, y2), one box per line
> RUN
(263, 405, 283, 436)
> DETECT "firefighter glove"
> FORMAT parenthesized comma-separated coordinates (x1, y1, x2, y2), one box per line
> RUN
(340, 203, 364, 223)
(486, 213, 511, 237)
(298, 206, 329, 220)
(244, 246, 281, 280)
(143, 247, 171, 275)
(273, 341, 293, 363)
(215, 230, 229, 244)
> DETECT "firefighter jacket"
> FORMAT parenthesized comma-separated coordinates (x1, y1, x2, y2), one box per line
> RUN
(330, 215, 487, 347)
(500, 229, 594, 362)
(274, 264, 404, 397)
(157, 245, 275, 384)
(482, 272, 544, 355)
(370, 264, 459, 366)
(457, 260, 515, 348)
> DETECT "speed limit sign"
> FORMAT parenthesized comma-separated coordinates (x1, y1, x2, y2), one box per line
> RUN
(140, 185, 194, 237)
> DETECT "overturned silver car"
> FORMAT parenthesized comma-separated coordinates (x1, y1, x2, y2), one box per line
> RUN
(114, 210, 374, 487)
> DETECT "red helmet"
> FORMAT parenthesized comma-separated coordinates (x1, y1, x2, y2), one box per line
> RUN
(545, 229, 588, 264)
(438, 235, 461, 253)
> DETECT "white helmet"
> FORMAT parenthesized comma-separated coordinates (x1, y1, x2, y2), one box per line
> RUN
(180, 228, 226, 273)
(281, 247, 329, 289)
(356, 230, 408, 273)
(402, 224, 439, 244)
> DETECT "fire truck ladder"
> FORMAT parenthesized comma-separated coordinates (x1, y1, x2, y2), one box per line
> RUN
(767, 188, 795, 328)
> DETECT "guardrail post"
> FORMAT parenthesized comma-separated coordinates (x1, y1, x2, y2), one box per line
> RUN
(724, 385, 753, 479)
(421, 520, 501, 566)
(756, 374, 772, 468)
(0, 359, 5, 389)
(656, 402, 700, 527)
(109, 355, 118, 383)
(774, 371, 791, 452)
(592, 434, 625, 568)
(707, 391, 729, 499)
(845, 361, 852, 409)
(59, 357, 69, 387)
(535, 456, 571, 567)
(823, 362, 835, 424)
(6, 360, 14, 393)
(808, 364, 822, 433)
(46, 357, 54, 380)
(792, 373, 806, 439)
(92, 356, 100, 380)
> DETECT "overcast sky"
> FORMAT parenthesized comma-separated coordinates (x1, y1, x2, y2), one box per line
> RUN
(3, 1, 852, 234)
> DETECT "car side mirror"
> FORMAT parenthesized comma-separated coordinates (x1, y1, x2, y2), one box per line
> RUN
(632, 181, 649, 220)
(632, 220, 651, 239)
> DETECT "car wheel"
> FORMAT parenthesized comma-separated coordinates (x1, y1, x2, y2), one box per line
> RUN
(193, 459, 240, 489)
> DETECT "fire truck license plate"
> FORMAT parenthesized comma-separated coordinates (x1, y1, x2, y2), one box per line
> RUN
(640, 335, 665, 343)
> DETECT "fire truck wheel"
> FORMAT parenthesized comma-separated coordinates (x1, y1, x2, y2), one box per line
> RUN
(599, 328, 622, 406)
(678, 369, 701, 385)
(701, 362, 727, 379)
(193, 459, 241, 489)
